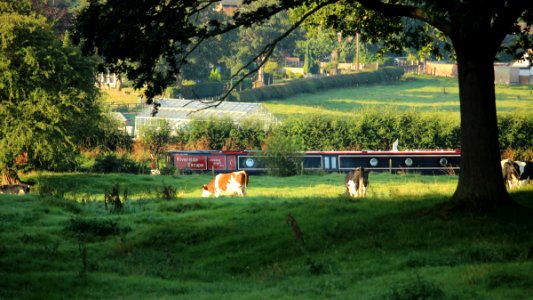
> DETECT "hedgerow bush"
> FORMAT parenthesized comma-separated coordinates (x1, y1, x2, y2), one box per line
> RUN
(260, 131, 304, 176)
(165, 81, 225, 99)
(179, 117, 269, 150)
(92, 153, 141, 173)
(272, 111, 460, 151)
(172, 112, 531, 156)
(231, 67, 404, 102)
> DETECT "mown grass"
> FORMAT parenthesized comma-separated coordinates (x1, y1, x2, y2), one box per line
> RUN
(101, 87, 144, 104)
(1, 172, 533, 299)
(263, 75, 533, 118)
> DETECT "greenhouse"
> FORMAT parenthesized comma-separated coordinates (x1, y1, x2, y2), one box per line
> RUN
(134, 98, 278, 136)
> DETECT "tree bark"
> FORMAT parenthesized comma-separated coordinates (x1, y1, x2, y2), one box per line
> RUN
(1, 168, 22, 185)
(450, 37, 514, 209)
(253, 63, 265, 88)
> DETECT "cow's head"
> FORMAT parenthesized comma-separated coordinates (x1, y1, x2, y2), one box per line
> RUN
(201, 184, 213, 197)
(502, 159, 520, 189)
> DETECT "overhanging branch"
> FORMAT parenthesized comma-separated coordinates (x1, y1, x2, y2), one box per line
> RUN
(190, 0, 340, 111)
(357, 0, 452, 35)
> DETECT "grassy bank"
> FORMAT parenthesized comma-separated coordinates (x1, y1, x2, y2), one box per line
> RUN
(1, 172, 533, 299)
(263, 75, 533, 118)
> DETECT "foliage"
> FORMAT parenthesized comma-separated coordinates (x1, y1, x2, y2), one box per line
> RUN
(0, 9, 102, 176)
(356, 43, 379, 64)
(261, 132, 304, 176)
(104, 183, 126, 212)
(162, 111, 529, 155)
(386, 275, 445, 300)
(302, 43, 316, 75)
(159, 184, 177, 200)
(232, 67, 404, 102)
(66, 217, 125, 237)
(181, 82, 225, 99)
(139, 121, 173, 162)
(81, 113, 133, 152)
(220, 10, 299, 79)
(208, 68, 222, 81)
(92, 153, 141, 174)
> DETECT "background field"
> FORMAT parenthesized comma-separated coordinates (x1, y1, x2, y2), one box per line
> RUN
(1, 173, 533, 299)
(262, 75, 533, 118)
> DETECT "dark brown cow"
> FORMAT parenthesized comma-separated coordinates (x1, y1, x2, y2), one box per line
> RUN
(345, 167, 369, 198)
(0, 184, 31, 195)
(201, 171, 249, 197)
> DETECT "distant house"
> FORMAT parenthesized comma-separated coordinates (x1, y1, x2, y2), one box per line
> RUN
(494, 63, 520, 85)
(510, 56, 533, 85)
(425, 60, 532, 85)
(98, 72, 122, 89)
(215, 0, 240, 15)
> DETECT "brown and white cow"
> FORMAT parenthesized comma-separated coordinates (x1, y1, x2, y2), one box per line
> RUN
(201, 171, 249, 198)
(345, 167, 369, 198)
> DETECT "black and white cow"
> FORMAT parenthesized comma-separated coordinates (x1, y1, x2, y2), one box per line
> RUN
(501, 159, 533, 189)
(345, 167, 369, 198)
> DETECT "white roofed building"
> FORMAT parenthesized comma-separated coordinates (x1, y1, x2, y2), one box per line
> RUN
(134, 98, 278, 136)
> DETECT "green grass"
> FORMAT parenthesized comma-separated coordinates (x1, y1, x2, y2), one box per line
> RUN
(1, 172, 533, 299)
(101, 87, 144, 104)
(263, 75, 533, 118)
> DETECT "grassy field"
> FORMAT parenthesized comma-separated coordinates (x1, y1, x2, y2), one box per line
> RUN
(101, 87, 144, 104)
(1, 172, 533, 299)
(262, 75, 533, 118)
(99, 75, 533, 122)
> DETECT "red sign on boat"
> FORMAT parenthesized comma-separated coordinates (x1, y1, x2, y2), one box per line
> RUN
(207, 155, 226, 170)
(174, 155, 207, 170)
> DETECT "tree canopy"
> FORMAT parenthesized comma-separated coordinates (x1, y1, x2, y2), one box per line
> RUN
(0, 2, 104, 181)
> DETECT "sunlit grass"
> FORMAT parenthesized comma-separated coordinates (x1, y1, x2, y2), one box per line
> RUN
(100, 87, 144, 104)
(2, 172, 533, 299)
(263, 74, 533, 118)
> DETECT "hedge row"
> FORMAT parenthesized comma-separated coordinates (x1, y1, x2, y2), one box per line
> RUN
(171, 111, 532, 158)
(165, 82, 226, 99)
(166, 80, 255, 99)
(230, 67, 405, 102)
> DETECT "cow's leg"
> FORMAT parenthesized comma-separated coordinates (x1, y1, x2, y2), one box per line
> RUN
(346, 180, 357, 198)
(361, 183, 367, 198)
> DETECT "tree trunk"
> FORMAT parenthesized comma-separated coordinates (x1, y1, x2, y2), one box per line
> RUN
(1, 168, 22, 185)
(450, 37, 514, 210)
(253, 62, 265, 88)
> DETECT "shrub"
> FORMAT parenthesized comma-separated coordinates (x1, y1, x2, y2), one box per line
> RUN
(159, 184, 177, 200)
(261, 132, 304, 176)
(66, 217, 126, 236)
(92, 153, 140, 173)
(104, 183, 126, 213)
(385, 275, 445, 300)
(209, 68, 222, 81)
(231, 67, 404, 102)
(181, 81, 224, 99)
